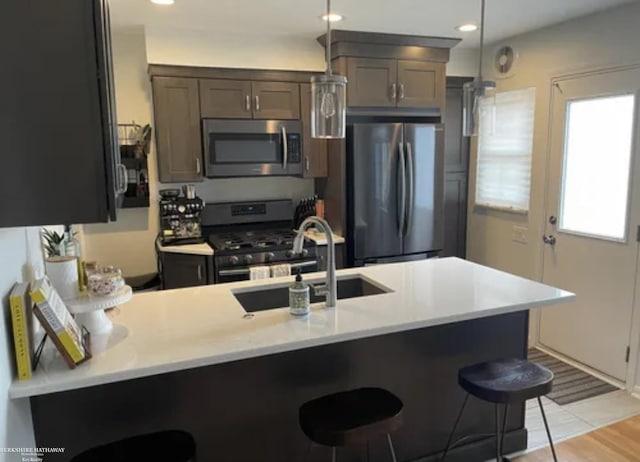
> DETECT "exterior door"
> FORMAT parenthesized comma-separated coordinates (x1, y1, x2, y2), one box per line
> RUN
(403, 124, 445, 255)
(350, 123, 403, 262)
(540, 67, 640, 381)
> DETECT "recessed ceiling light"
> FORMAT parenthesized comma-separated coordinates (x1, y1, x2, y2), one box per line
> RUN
(456, 23, 479, 32)
(321, 13, 344, 22)
(151, 0, 174, 5)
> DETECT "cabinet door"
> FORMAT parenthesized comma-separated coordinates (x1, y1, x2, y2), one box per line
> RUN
(300, 83, 327, 177)
(397, 61, 445, 109)
(442, 172, 468, 258)
(199, 79, 252, 119)
(251, 82, 300, 119)
(444, 84, 470, 173)
(346, 58, 397, 107)
(152, 77, 203, 183)
(161, 253, 208, 290)
(0, 0, 114, 226)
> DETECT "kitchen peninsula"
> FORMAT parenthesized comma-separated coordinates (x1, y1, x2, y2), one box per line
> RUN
(12, 258, 574, 461)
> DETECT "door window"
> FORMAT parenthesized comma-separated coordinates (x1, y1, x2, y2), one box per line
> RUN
(559, 94, 636, 240)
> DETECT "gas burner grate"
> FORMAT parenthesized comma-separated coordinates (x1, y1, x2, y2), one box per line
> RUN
(256, 240, 278, 248)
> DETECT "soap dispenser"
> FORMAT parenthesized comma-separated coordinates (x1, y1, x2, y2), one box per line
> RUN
(289, 270, 310, 317)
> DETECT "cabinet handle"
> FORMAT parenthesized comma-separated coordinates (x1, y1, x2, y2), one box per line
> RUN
(390, 83, 397, 101)
(197, 265, 203, 281)
(195, 157, 201, 174)
(306, 156, 310, 171)
(398, 83, 405, 100)
(254, 95, 260, 112)
(116, 164, 128, 194)
(245, 95, 251, 112)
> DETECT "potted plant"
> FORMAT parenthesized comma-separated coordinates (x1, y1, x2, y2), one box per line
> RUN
(41, 228, 78, 300)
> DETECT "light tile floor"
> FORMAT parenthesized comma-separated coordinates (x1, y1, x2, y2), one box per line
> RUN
(517, 390, 640, 455)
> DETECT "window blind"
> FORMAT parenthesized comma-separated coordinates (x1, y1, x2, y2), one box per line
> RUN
(475, 87, 536, 212)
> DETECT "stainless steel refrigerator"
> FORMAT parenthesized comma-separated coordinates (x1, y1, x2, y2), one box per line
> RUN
(346, 123, 445, 266)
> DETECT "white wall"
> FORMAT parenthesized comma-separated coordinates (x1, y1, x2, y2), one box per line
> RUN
(145, 25, 477, 76)
(0, 228, 44, 452)
(464, 3, 640, 364)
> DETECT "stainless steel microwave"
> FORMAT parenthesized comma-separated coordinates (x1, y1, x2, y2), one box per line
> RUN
(203, 119, 302, 178)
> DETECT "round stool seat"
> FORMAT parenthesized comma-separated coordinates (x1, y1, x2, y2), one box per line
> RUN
(70, 430, 195, 462)
(299, 387, 403, 446)
(459, 358, 554, 404)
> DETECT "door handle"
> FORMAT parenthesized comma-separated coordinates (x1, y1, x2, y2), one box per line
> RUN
(397, 142, 407, 237)
(306, 156, 310, 171)
(281, 126, 288, 170)
(197, 265, 203, 281)
(404, 142, 414, 236)
(549, 216, 558, 225)
(398, 83, 405, 101)
(195, 157, 201, 174)
(543, 235, 557, 246)
(390, 84, 397, 101)
(254, 95, 260, 112)
(245, 95, 251, 112)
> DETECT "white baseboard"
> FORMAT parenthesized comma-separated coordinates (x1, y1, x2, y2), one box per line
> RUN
(533, 344, 625, 390)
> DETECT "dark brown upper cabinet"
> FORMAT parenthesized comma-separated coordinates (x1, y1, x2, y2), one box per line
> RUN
(252, 82, 300, 120)
(0, 0, 121, 227)
(152, 77, 203, 183)
(199, 79, 300, 120)
(346, 58, 397, 108)
(341, 57, 445, 110)
(199, 79, 252, 119)
(300, 83, 327, 178)
(397, 60, 445, 109)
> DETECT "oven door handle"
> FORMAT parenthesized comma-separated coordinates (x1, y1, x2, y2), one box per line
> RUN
(218, 260, 317, 277)
(282, 125, 288, 170)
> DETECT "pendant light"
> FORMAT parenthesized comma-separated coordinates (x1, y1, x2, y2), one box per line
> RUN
(462, 0, 496, 137)
(311, 0, 347, 139)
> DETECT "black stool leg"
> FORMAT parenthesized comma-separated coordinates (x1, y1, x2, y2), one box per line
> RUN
(495, 404, 502, 462)
(500, 403, 509, 461)
(441, 393, 469, 461)
(538, 397, 558, 462)
(331, 446, 337, 462)
(386, 434, 398, 462)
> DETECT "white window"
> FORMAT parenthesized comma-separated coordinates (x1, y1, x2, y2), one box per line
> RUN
(475, 87, 536, 212)
(559, 94, 635, 241)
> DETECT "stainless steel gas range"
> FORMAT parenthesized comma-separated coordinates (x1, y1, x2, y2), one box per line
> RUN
(203, 200, 317, 283)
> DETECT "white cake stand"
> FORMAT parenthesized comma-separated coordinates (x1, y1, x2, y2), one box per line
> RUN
(66, 285, 133, 335)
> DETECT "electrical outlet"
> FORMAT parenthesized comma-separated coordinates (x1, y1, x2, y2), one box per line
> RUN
(512, 226, 528, 244)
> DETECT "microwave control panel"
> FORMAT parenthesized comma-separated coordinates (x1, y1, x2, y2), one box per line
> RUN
(287, 134, 301, 163)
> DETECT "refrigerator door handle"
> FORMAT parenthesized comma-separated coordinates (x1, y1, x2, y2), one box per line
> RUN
(397, 142, 407, 237)
(405, 142, 415, 236)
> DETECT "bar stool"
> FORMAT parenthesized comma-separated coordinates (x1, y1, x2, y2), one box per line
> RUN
(299, 387, 403, 461)
(70, 430, 196, 462)
(442, 358, 557, 462)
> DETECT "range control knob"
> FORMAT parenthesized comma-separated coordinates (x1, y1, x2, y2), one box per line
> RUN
(265, 252, 276, 262)
(300, 248, 309, 257)
(243, 255, 253, 264)
(178, 205, 186, 213)
(286, 250, 296, 258)
(229, 256, 239, 265)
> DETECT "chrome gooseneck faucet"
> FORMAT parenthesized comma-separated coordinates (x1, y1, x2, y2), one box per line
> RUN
(293, 216, 336, 308)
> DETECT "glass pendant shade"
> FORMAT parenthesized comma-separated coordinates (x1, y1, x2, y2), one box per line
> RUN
(462, 80, 496, 137)
(311, 74, 347, 139)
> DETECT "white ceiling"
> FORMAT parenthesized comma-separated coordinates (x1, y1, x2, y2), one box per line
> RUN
(110, 0, 635, 48)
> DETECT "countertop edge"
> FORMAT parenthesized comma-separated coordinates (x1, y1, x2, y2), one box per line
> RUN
(9, 292, 575, 399)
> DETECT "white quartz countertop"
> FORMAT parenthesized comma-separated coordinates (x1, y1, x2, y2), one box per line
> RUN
(10, 258, 575, 399)
(303, 230, 345, 245)
(157, 242, 214, 256)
